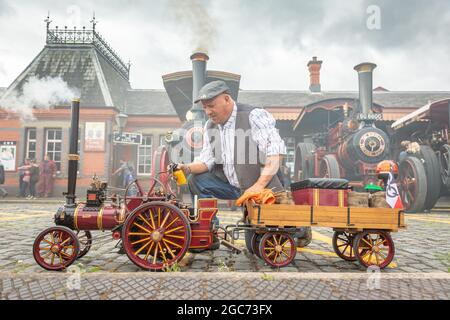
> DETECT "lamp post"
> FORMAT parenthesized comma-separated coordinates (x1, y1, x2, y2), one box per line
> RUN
(116, 113, 128, 133)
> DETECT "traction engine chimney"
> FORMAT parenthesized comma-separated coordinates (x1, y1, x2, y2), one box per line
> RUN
(354, 62, 377, 116)
(190, 52, 209, 121)
(65, 98, 80, 207)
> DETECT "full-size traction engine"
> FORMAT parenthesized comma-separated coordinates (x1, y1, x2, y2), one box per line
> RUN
(32, 99, 221, 271)
(294, 63, 391, 189)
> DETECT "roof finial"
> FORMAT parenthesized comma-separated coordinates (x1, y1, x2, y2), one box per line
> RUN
(44, 11, 52, 30)
(90, 12, 98, 32)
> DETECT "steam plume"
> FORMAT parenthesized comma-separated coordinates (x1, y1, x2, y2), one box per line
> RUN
(0, 76, 79, 120)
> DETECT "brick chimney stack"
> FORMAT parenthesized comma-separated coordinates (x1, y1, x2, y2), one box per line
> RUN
(307, 56, 322, 93)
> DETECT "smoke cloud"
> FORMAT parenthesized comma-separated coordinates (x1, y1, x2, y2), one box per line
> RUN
(168, 0, 216, 53)
(0, 76, 79, 120)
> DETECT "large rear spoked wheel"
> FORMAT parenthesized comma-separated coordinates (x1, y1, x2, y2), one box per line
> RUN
(294, 142, 316, 181)
(419, 145, 441, 210)
(122, 202, 191, 271)
(399, 156, 427, 213)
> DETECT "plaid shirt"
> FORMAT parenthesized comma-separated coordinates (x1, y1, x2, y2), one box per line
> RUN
(197, 103, 286, 188)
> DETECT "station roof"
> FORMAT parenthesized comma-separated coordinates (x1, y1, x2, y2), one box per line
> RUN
(237, 90, 450, 109)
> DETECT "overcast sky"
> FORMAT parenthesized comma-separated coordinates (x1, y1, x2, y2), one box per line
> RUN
(0, 0, 449, 91)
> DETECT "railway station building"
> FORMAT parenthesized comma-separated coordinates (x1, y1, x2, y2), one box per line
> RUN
(1, 22, 449, 196)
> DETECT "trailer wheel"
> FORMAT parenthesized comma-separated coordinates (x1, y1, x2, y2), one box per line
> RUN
(33, 226, 80, 271)
(353, 230, 395, 269)
(251, 233, 263, 258)
(399, 156, 427, 213)
(122, 201, 191, 271)
(76, 231, 92, 259)
(419, 145, 441, 210)
(439, 144, 450, 189)
(319, 155, 341, 179)
(294, 143, 315, 181)
(244, 229, 254, 253)
(332, 231, 357, 261)
(259, 232, 296, 268)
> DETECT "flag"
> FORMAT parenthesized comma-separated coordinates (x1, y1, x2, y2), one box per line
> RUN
(385, 172, 403, 209)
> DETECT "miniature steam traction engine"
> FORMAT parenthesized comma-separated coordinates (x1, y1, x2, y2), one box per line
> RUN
(32, 99, 220, 271)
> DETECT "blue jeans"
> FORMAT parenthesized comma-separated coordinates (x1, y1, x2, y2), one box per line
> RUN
(188, 172, 242, 226)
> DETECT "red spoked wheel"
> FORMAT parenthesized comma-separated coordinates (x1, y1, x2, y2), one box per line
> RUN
(332, 231, 357, 261)
(76, 231, 92, 259)
(152, 145, 178, 196)
(251, 233, 263, 258)
(33, 226, 80, 271)
(353, 230, 395, 269)
(122, 201, 191, 271)
(399, 156, 427, 213)
(259, 232, 296, 268)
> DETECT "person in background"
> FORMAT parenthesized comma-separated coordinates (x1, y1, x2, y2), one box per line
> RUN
(0, 159, 7, 198)
(113, 159, 133, 189)
(29, 159, 39, 199)
(17, 160, 26, 197)
(279, 160, 292, 189)
(18, 159, 32, 198)
(37, 154, 57, 198)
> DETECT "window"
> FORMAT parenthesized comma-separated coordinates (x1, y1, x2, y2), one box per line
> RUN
(45, 129, 62, 171)
(138, 135, 153, 175)
(284, 137, 296, 178)
(25, 128, 37, 160)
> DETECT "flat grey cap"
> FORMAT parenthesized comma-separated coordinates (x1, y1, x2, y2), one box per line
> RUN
(194, 80, 230, 103)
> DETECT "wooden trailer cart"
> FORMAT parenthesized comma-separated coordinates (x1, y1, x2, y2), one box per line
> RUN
(244, 200, 406, 269)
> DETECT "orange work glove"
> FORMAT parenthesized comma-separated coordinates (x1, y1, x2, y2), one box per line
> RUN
(235, 189, 276, 207)
(235, 191, 260, 207)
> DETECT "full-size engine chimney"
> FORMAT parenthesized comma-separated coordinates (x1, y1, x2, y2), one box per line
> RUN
(307, 56, 322, 93)
(354, 62, 377, 116)
(190, 52, 209, 120)
(65, 98, 80, 207)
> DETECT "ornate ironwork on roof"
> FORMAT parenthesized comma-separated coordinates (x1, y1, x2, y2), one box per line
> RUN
(45, 15, 130, 80)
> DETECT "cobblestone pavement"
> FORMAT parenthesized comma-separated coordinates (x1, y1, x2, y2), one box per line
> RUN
(1, 272, 449, 300)
(1, 202, 449, 274)
(0, 202, 449, 299)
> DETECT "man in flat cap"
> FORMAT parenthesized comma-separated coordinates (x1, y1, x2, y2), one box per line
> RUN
(177, 80, 312, 251)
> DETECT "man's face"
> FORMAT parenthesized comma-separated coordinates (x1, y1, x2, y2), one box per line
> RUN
(201, 94, 232, 125)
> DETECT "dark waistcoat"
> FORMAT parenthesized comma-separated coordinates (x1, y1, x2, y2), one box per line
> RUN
(206, 103, 284, 192)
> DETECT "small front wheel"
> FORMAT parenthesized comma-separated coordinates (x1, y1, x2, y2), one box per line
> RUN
(33, 226, 80, 271)
(353, 230, 395, 269)
(259, 232, 296, 268)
